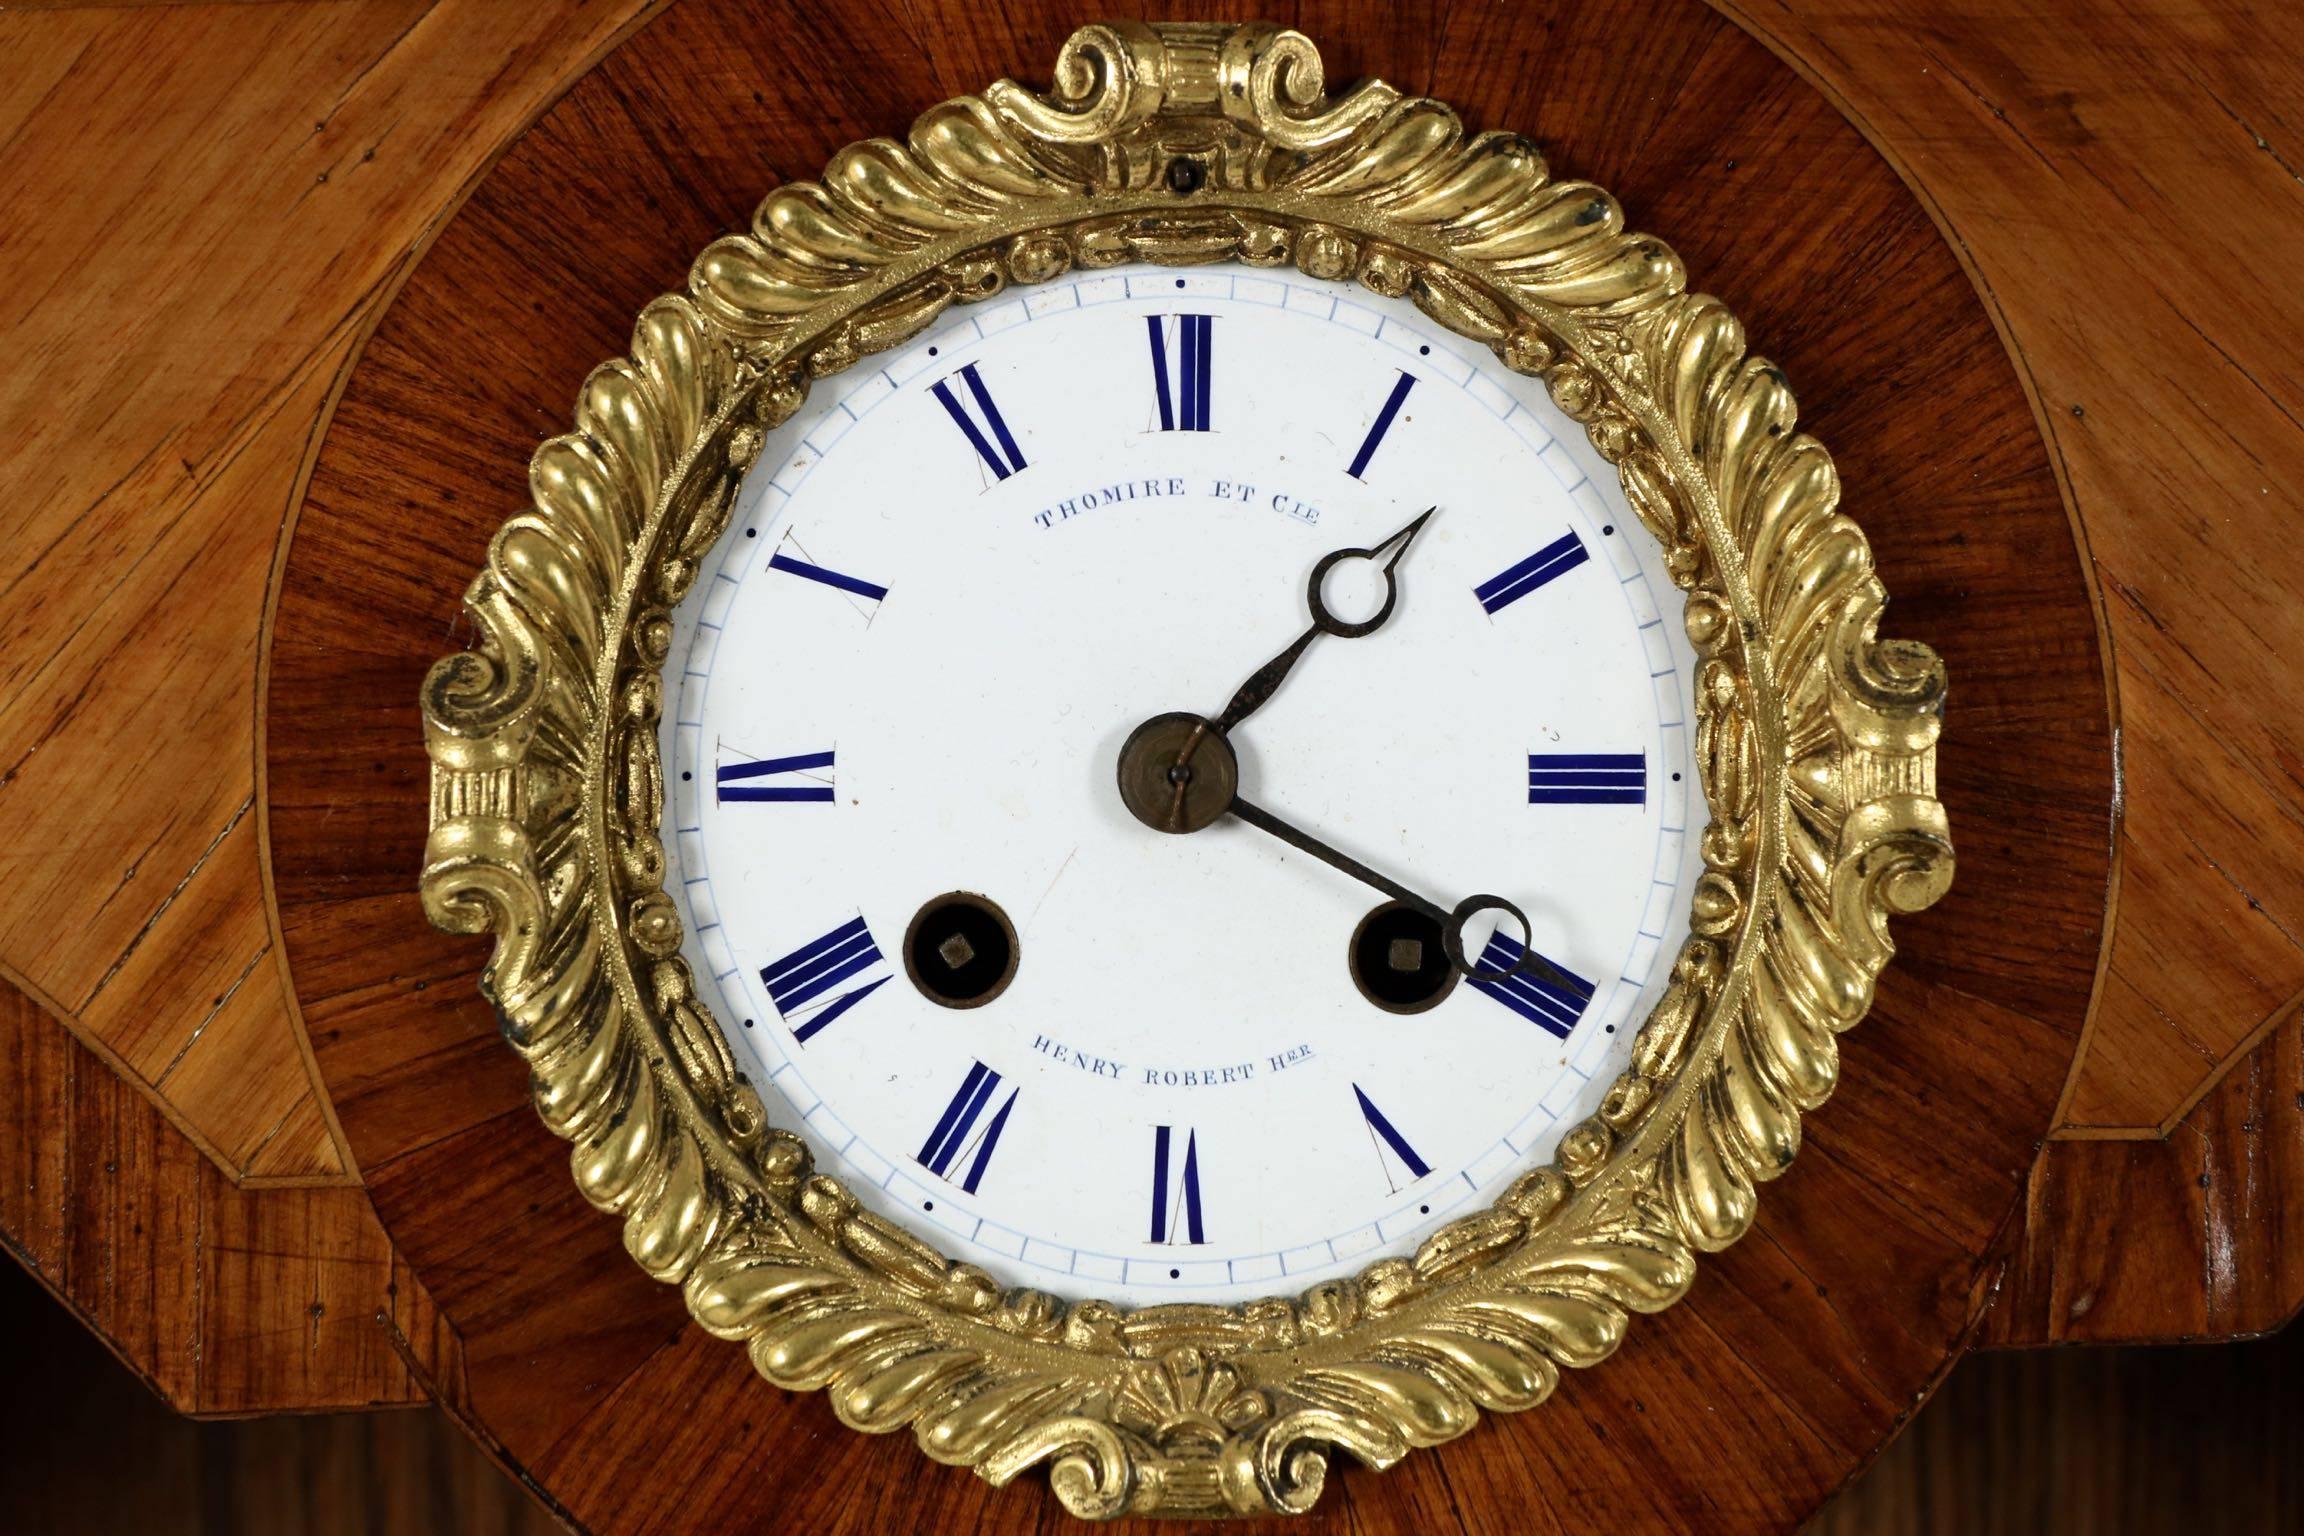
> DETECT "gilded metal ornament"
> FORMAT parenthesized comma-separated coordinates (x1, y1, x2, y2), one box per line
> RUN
(419, 21, 1952, 1519)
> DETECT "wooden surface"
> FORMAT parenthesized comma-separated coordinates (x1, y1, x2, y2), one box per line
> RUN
(1807, 1320, 2304, 1535)
(0, 1258, 555, 1536)
(1712, 0, 2304, 1341)
(0, 0, 653, 1409)
(0, 977, 448, 1415)
(0, 0, 2295, 1475)
(1985, 1002, 2304, 1345)
(265, 1, 2110, 1530)
(1723, 0, 2304, 1143)
(12, 1246, 2304, 1536)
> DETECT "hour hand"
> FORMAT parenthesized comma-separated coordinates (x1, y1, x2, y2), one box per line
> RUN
(1211, 506, 1435, 737)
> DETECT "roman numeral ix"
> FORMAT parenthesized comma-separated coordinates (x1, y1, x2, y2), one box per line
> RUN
(716, 749, 835, 803)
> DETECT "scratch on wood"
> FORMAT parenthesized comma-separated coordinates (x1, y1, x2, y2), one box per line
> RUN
(2179, 59, 2304, 191)
(2180, 826, 2304, 956)
(1920, 45, 2061, 178)
(2165, 299, 2304, 441)
(314, 2, 441, 134)
(77, 795, 255, 1013)
(153, 944, 271, 1085)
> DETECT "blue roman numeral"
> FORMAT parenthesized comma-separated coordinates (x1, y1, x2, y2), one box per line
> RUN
(1345, 371, 1418, 479)
(1527, 752, 1645, 805)
(1148, 314, 1213, 431)
(917, 1061, 1018, 1193)
(716, 750, 835, 803)
(1475, 531, 1589, 614)
(930, 363, 1027, 480)
(1149, 1125, 1206, 1244)
(1466, 931, 1596, 1040)
(1353, 1084, 1431, 1188)
(767, 552, 887, 604)
(759, 916, 889, 1043)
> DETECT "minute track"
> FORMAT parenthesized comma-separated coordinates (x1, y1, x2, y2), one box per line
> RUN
(667, 261, 1700, 1309)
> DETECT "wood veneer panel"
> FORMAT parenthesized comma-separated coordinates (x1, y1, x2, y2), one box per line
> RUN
(1984, 1002, 2304, 1346)
(0, 0, 653, 1186)
(0, 978, 438, 1414)
(1713, 0, 2304, 1345)
(0, 0, 652, 1410)
(271, 0, 2110, 1528)
(1716, 0, 2304, 1136)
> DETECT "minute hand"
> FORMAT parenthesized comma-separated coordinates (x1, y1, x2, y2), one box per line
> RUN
(1224, 793, 1577, 988)
(1210, 506, 1434, 738)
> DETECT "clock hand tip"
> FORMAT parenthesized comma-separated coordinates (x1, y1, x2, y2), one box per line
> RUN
(1378, 505, 1439, 571)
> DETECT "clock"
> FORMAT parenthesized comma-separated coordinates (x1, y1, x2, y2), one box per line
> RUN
(668, 263, 1701, 1307)
(420, 20, 1951, 1520)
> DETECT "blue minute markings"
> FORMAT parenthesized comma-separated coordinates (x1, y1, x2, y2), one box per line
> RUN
(680, 274, 1687, 1285)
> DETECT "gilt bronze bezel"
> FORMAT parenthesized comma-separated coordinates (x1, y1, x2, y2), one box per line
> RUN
(418, 21, 1952, 1519)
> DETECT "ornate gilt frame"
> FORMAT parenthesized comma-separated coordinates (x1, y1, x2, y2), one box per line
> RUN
(419, 22, 1951, 1520)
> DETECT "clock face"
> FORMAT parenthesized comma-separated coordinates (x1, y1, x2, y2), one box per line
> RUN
(663, 266, 1700, 1307)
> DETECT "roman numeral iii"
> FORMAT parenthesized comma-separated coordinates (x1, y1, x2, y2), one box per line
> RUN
(716, 749, 834, 803)
(1527, 752, 1645, 805)
(930, 362, 1027, 480)
(1465, 930, 1596, 1040)
(1147, 314, 1213, 431)
(758, 915, 889, 1043)
(917, 1061, 1018, 1193)
(1149, 1125, 1206, 1244)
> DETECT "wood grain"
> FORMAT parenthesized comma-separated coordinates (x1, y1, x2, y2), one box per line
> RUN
(1811, 1319, 2304, 1536)
(0, 0, 653, 1185)
(0, 0, 2289, 1474)
(14, 1240, 2304, 1536)
(268, 1, 2110, 1530)
(1984, 998, 2304, 1345)
(0, 1256, 555, 1536)
(1714, 1, 2304, 1140)
(0, 976, 448, 1415)
(0, 0, 654, 1412)
(1710, 0, 2304, 1345)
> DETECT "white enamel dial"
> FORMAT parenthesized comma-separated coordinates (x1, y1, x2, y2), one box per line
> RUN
(664, 266, 1700, 1307)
